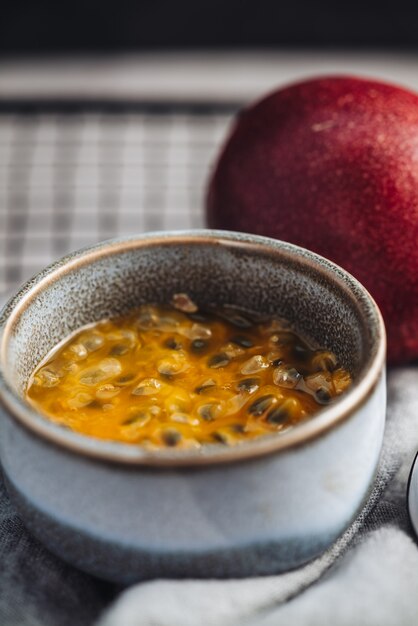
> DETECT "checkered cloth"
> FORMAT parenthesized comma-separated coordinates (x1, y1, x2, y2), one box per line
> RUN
(0, 107, 232, 300)
(1, 106, 418, 626)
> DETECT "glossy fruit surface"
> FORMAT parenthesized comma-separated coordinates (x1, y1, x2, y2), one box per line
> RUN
(207, 76, 418, 364)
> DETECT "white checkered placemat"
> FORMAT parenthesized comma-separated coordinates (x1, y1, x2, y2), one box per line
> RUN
(0, 106, 234, 303)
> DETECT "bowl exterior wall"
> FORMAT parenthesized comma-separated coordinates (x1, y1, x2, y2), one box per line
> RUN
(0, 372, 385, 582)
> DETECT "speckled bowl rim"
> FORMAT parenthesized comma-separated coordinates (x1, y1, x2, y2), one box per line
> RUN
(0, 230, 386, 466)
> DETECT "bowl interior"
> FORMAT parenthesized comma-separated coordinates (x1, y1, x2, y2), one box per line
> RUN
(2, 233, 379, 401)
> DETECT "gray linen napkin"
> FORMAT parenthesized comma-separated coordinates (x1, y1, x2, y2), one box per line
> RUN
(0, 472, 118, 626)
(1, 368, 418, 626)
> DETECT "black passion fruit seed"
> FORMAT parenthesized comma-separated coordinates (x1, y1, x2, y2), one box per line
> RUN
(195, 380, 217, 394)
(191, 338, 209, 353)
(162, 429, 182, 446)
(230, 335, 254, 348)
(315, 387, 332, 404)
(248, 395, 275, 416)
(164, 337, 182, 350)
(109, 344, 130, 356)
(266, 405, 289, 424)
(223, 313, 253, 329)
(236, 378, 260, 393)
(198, 404, 216, 421)
(208, 353, 230, 368)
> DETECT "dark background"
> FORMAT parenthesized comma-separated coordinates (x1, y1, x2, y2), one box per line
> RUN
(0, 0, 417, 54)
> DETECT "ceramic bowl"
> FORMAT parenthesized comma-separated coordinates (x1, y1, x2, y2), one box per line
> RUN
(0, 230, 386, 584)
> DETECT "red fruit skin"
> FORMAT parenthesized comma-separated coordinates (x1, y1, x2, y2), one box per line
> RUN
(207, 76, 418, 365)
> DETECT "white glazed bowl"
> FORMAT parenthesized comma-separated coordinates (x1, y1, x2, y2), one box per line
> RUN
(0, 230, 386, 583)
